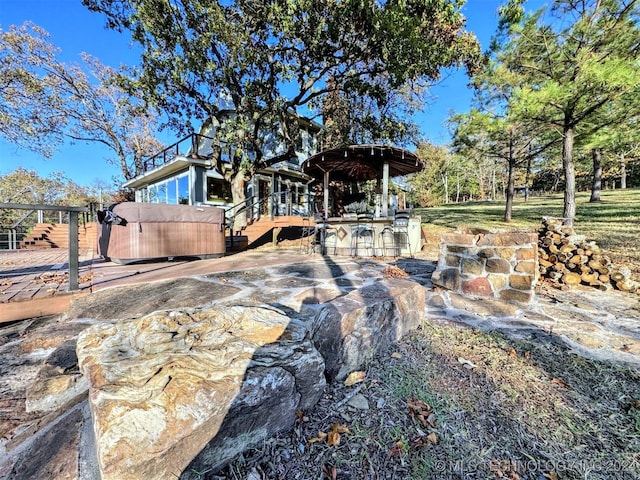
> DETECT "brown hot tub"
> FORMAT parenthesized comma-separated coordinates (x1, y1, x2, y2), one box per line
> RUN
(97, 202, 226, 264)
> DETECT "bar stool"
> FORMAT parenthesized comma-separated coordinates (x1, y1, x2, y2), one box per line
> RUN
(379, 224, 396, 257)
(300, 216, 314, 254)
(351, 212, 375, 256)
(393, 210, 411, 258)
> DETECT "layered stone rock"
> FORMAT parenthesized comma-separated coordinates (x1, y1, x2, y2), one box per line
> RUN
(311, 278, 425, 381)
(76, 304, 326, 480)
(25, 339, 88, 413)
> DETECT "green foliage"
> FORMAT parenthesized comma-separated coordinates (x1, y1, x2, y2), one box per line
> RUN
(410, 141, 479, 206)
(473, 0, 640, 224)
(82, 0, 481, 188)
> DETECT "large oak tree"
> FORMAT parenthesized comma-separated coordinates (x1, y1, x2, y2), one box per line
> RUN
(82, 0, 481, 224)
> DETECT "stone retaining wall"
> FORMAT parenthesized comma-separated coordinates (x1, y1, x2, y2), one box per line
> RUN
(431, 230, 538, 303)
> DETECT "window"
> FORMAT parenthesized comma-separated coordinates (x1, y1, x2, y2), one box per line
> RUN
(145, 172, 190, 204)
(178, 175, 189, 204)
(167, 179, 177, 205)
(207, 177, 232, 202)
(156, 183, 167, 203)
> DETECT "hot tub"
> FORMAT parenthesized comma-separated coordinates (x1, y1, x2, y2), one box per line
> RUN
(97, 202, 226, 264)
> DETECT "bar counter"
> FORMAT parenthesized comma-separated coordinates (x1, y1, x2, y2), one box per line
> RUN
(319, 215, 422, 257)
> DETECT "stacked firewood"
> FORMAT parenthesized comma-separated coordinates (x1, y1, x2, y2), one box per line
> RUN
(537, 217, 640, 294)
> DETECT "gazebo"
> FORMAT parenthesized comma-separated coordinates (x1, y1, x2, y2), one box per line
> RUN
(302, 144, 424, 219)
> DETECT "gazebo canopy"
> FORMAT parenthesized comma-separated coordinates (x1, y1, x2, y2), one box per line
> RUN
(302, 144, 423, 182)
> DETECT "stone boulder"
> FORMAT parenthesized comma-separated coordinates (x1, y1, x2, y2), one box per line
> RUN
(76, 304, 325, 480)
(25, 339, 88, 413)
(311, 278, 426, 381)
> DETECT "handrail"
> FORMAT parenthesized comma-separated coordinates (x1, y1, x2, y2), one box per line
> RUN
(143, 133, 216, 172)
(223, 190, 313, 250)
(0, 203, 92, 290)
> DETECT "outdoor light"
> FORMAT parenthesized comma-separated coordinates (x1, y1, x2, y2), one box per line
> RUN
(344, 150, 348, 157)
(371, 147, 374, 155)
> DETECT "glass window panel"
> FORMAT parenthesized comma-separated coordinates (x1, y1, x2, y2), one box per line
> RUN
(148, 185, 158, 203)
(167, 179, 177, 204)
(178, 175, 189, 204)
(156, 182, 167, 203)
(207, 177, 232, 202)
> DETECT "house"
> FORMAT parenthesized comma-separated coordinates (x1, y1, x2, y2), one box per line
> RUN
(123, 113, 323, 221)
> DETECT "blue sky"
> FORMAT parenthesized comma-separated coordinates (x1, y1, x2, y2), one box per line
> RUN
(0, 0, 548, 187)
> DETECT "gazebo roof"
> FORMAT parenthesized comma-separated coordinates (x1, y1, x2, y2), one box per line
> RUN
(302, 144, 423, 182)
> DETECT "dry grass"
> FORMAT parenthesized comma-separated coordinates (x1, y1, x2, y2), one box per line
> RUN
(207, 320, 639, 480)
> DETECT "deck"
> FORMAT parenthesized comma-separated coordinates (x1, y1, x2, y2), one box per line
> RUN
(0, 246, 316, 323)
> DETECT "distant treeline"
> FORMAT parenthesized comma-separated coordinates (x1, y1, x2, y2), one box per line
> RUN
(531, 158, 640, 193)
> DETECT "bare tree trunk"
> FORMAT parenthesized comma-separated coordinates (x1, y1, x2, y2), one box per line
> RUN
(525, 147, 532, 202)
(562, 124, 576, 226)
(504, 138, 515, 222)
(590, 148, 602, 202)
(620, 153, 627, 189)
(441, 173, 449, 204)
(491, 161, 497, 200)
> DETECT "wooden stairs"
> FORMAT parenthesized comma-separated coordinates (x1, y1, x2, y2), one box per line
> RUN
(20, 223, 98, 250)
(226, 215, 310, 252)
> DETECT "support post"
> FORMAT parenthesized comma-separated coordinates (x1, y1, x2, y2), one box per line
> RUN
(68, 211, 79, 291)
(382, 161, 389, 218)
(272, 226, 282, 247)
(323, 171, 329, 220)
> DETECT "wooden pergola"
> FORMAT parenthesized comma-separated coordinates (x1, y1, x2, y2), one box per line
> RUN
(302, 144, 424, 218)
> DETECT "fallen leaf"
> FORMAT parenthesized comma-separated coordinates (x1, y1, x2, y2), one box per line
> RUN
(295, 410, 304, 423)
(524, 351, 531, 361)
(457, 357, 477, 369)
(333, 423, 350, 434)
(383, 266, 409, 278)
(344, 370, 366, 386)
(551, 377, 569, 388)
(308, 431, 328, 444)
(391, 352, 402, 359)
(427, 432, 438, 445)
(327, 430, 341, 446)
(410, 435, 430, 449)
(543, 471, 559, 480)
(389, 440, 405, 457)
(322, 464, 337, 480)
(407, 397, 435, 428)
(509, 347, 517, 358)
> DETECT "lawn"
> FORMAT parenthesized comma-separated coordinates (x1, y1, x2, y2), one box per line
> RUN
(415, 188, 640, 275)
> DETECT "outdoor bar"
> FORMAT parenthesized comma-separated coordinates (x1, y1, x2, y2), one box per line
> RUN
(302, 144, 424, 257)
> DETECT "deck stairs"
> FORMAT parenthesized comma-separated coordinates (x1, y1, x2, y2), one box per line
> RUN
(19, 223, 98, 250)
(226, 215, 310, 253)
